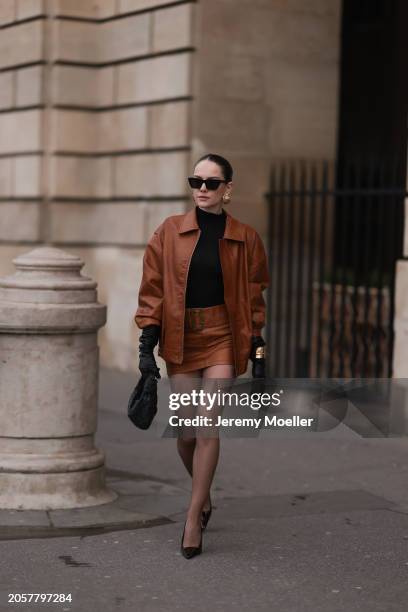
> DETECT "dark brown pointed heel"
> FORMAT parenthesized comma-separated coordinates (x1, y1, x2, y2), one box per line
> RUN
(180, 521, 202, 559)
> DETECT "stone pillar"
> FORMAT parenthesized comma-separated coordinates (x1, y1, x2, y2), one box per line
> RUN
(393, 262, 408, 377)
(0, 247, 117, 509)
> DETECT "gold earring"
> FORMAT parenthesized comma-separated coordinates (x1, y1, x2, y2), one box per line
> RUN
(222, 193, 231, 204)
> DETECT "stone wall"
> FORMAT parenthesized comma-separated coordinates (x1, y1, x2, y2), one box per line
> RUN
(0, 0, 342, 373)
(191, 0, 341, 238)
(0, 0, 195, 371)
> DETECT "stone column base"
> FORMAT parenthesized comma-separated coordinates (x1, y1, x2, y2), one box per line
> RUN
(0, 467, 118, 510)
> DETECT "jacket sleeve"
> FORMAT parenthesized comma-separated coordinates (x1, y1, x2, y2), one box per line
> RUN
(248, 230, 270, 336)
(134, 227, 164, 329)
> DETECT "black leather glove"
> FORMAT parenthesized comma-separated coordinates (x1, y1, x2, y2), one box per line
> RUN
(139, 324, 161, 379)
(249, 335, 266, 379)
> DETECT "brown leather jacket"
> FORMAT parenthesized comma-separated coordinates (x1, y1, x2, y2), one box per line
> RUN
(134, 206, 270, 376)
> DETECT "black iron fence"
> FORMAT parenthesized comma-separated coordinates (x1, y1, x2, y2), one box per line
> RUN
(265, 158, 406, 378)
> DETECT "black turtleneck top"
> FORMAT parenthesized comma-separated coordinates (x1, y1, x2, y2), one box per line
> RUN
(185, 206, 227, 308)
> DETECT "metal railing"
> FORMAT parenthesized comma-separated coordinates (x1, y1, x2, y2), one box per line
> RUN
(265, 157, 406, 378)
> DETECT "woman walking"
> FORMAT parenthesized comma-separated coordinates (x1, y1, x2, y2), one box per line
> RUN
(134, 153, 269, 558)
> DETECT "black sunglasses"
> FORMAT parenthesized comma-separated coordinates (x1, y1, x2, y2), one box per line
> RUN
(188, 176, 227, 190)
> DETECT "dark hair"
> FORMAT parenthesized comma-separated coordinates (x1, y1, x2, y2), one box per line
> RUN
(194, 153, 233, 183)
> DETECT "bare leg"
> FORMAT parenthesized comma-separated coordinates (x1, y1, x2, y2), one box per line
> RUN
(169, 370, 202, 477)
(184, 363, 235, 547)
(168, 370, 208, 546)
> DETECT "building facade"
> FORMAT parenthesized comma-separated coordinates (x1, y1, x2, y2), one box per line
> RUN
(0, 0, 360, 375)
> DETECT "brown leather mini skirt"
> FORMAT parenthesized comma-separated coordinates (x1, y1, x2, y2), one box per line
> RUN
(165, 303, 234, 376)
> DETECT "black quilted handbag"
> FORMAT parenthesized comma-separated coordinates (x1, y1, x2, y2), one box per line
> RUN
(127, 373, 158, 430)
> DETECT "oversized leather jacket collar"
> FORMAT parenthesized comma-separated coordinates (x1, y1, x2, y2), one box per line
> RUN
(135, 206, 270, 376)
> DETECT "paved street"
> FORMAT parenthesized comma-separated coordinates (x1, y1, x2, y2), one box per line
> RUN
(1, 368, 408, 612)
